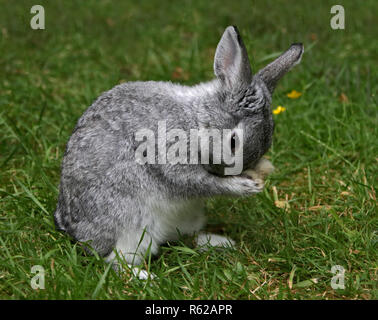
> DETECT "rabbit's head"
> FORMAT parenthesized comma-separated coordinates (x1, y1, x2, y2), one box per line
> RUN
(203, 26, 303, 176)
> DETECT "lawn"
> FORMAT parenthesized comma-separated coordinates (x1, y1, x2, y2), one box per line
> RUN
(0, 0, 376, 299)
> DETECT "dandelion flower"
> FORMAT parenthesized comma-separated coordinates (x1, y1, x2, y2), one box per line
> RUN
(286, 90, 302, 99)
(273, 106, 286, 115)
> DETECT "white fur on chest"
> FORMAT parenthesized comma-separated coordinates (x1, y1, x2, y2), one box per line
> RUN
(149, 197, 207, 243)
(107, 197, 206, 266)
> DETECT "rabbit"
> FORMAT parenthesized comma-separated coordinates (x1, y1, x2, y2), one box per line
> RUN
(54, 26, 303, 279)
(242, 156, 275, 182)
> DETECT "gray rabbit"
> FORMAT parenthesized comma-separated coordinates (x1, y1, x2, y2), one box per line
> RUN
(54, 26, 303, 279)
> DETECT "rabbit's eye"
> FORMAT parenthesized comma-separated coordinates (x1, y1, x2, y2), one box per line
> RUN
(230, 133, 236, 154)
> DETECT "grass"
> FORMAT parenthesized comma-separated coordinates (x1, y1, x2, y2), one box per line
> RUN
(0, 0, 377, 299)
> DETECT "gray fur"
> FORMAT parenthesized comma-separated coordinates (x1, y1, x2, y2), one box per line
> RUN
(54, 26, 303, 263)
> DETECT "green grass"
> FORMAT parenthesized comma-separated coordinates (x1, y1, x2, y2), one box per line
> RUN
(0, 0, 377, 299)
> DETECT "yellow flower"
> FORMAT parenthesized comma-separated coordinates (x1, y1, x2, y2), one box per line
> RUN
(286, 90, 302, 99)
(273, 105, 286, 115)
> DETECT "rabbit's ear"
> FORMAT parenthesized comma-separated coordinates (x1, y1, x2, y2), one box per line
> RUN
(214, 26, 252, 90)
(258, 43, 304, 94)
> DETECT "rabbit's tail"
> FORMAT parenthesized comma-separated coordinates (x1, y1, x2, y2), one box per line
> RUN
(53, 207, 66, 232)
(53, 191, 69, 232)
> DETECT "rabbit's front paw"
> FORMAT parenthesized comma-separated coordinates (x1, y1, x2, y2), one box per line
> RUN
(229, 176, 264, 196)
(243, 158, 275, 181)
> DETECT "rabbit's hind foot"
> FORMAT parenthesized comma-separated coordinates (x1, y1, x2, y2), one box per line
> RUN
(195, 232, 235, 251)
